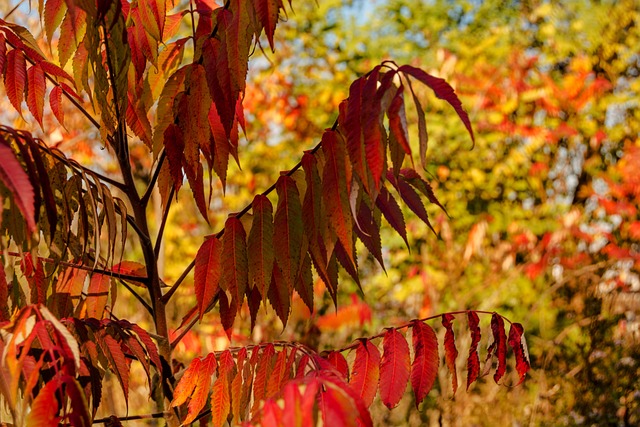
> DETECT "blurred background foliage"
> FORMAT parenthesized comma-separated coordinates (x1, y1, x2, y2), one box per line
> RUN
(1, 0, 639, 425)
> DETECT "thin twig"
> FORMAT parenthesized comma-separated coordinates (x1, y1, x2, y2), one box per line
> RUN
(92, 412, 168, 424)
(119, 279, 153, 314)
(5, 251, 149, 283)
(141, 149, 166, 206)
(154, 186, 175, 259)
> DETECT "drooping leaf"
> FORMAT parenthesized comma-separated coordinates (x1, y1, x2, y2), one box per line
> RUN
(361, 67, 385, 190)
(324, 351, 349, 381)
(410, 320, 438, 407)
(491, 313, 508, 384)
(96, 332, 130, 405)
(84, 273, 110, 319)
(172, 357, 201, 408)
(0, 138, 36, 232)
(26, 63, 46, 128)
(466, 311, 481, 390)
(343, 79, 366, 185)
(273, 175, 303, 292)
(4, 48, 27, 115)
(379, 329, 411, 409)
(252, 344, 276, 413)
(507, 322, 530, 385)
(349, 339, 380, 408)
(268, 260, 291, 327)
(254, 0, 282, 51)
(398, 65, 475, 145)
(375, 185, 408, 247)
(247, 194, 274, 297)
(49, 85, 65, 127)
(194, 236, 222, 319)
(322, 130, 356, 269)
(294, 253, 314, 313)
(210, 375, 231, 427)
(183, 353, 217, 426)
(387, 170, 435, 234)
(442, 313, 458, 395)
(44, 0, 67, 42)
(266, 349, 288, 399)
(221, 216, 249, 311)
(24, 376, 62, 426)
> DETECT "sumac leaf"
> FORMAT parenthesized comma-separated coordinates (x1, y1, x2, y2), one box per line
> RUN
(247, 194, 274, 297)
(507, 322, 530, 385)
(26, 63, 46, 128)
(0, 142, 36, 232)
(410, 320, 438, 407)
(349, 339, 380, 408)
(221, 216, 249, 311)
(442, 313, 458, 395)
(5, 49, 27, 115)
(194, 236, 222, 319)
(274, 175, 304, 292)
(491, 313, 508, 384)
(467, 311, 481, 390)
(380, 329, 411, 409)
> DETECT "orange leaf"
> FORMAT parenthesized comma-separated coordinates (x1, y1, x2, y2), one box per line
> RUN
(172, 358, 201, 408)
(84, 273, 111, 319)
(24, 377, 62, 426)
(410, 320, 438, 407)
(210, 376, 231, 427)
(49, 85, 64, 127)
(380, 329, 411, 409)
(184, 353, 217, 425)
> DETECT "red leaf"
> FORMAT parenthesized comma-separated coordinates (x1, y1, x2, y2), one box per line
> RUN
(84, 274, 111, 319)
(0, 265, 9, 321)
(361, 67, 385, 190)
(344, 78, 366, 185)
(49, 85, 65, 127)
(184, 353, 217, 425)
(410, 320, 438, 407)
(26, 63, 46, 128)
(379, 329, 411, 409)
(387, 171, 435, 234)
(399, 65, 475, 145)
(466, 311, 481, 390)
(21, 254, 46, 305)
(375, 185, 408, 246)
(268, 260, 291, 327)
(111, 261, 146, 280)
(203, 37, 235, 139)
(507, 323, 530, 385)
(126, 322, 162, 373)
(274, 175, 304, 291)
(387, 85, 411, 155)
(0, 33, 6, 75)
(266, 350, 288, 399)
(97, 332, 130, 404)
(208, 102, 230, 188)
(354, 198, 384, 268)
(221, 216, 249, 311)
(294, 253, 313, 313)
(5, 49, 27, 115)
(224, 0, 252, 94)
(163, 123, 185, 192)
(325, 351, 349, 380)
(348, 339, 380, 408)
(320, 385, 356, 427)
(194, 236, 223, 319)
(322, 130, 356, 269)
(318, 372, 373, 427)
(247, 194, 274, 297)
(219, 290, 237, 337)
(126, 92, 153, 148)
(491, 313, 508, 384)
(0, 137, 36, 233)
(254, 0, 282, 52)
(442, 313, 458, 395)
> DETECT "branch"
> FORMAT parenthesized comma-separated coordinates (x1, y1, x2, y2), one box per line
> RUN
(92, 413, 168, 424)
